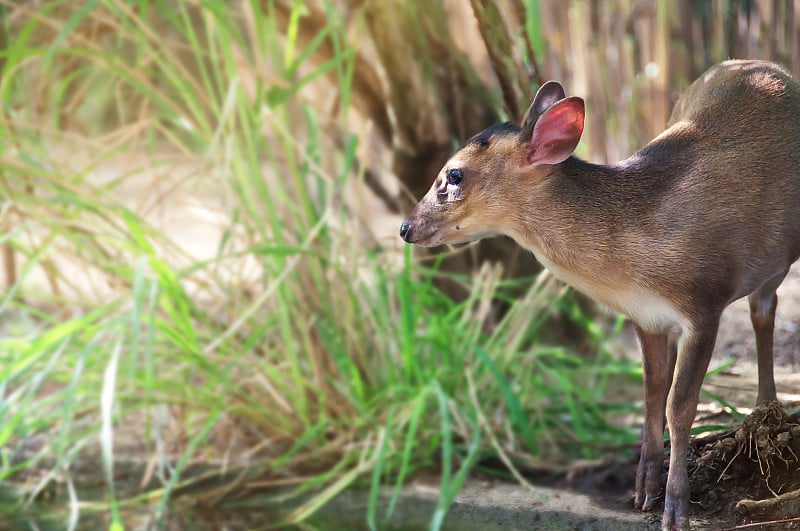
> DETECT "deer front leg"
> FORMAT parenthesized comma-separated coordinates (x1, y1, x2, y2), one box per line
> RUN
(662, 319, 720, 530)
(634, 327, 675, 511)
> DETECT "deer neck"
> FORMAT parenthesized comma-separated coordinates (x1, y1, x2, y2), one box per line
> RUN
(507, 157, 631, 270)
(503, 151, 695, 328)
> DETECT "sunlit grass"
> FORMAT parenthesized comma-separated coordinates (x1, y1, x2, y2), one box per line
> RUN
(0, 1, 640, 528)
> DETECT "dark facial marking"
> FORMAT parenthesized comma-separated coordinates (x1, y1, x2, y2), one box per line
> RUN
(462, 122, 520, 150)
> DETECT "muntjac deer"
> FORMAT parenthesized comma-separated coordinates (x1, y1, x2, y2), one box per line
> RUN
(399, 60, 800, 530)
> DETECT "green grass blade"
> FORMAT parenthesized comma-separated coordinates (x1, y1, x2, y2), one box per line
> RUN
(100, 339, 123, 531)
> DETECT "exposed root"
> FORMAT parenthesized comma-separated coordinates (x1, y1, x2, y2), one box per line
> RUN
(736, 488, 800, 521)
(688, 401, 800, 524)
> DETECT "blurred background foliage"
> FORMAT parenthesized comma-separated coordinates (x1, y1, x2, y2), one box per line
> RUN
(1, 0, 798, 528)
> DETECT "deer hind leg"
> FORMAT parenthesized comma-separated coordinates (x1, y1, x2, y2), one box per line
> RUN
(748, 269, 788, 405)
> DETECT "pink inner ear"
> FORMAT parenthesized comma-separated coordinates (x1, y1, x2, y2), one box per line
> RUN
(527, 97, 585, 166)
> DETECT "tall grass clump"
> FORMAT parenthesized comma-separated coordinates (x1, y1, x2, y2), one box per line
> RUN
(0, 1, 638, 528)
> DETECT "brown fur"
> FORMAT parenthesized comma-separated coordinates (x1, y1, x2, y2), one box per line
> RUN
(400, 60, 800, 530)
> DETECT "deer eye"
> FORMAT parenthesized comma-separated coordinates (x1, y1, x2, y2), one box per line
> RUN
(446, 168, 463, 186)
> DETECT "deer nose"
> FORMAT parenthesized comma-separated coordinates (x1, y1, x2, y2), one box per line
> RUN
(399, 220, 412, 241)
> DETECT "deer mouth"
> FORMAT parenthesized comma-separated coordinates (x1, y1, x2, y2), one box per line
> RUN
(410, 233, 440, 246)
(404, 231, 441, 246)
(399, 219, 441, 246)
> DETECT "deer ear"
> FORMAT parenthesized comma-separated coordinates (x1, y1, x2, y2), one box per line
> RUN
(520, 81, 566, 142)
(526, 96, 585, 166)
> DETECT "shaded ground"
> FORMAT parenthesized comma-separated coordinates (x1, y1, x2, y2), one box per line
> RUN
(438, 405, 800, 531)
